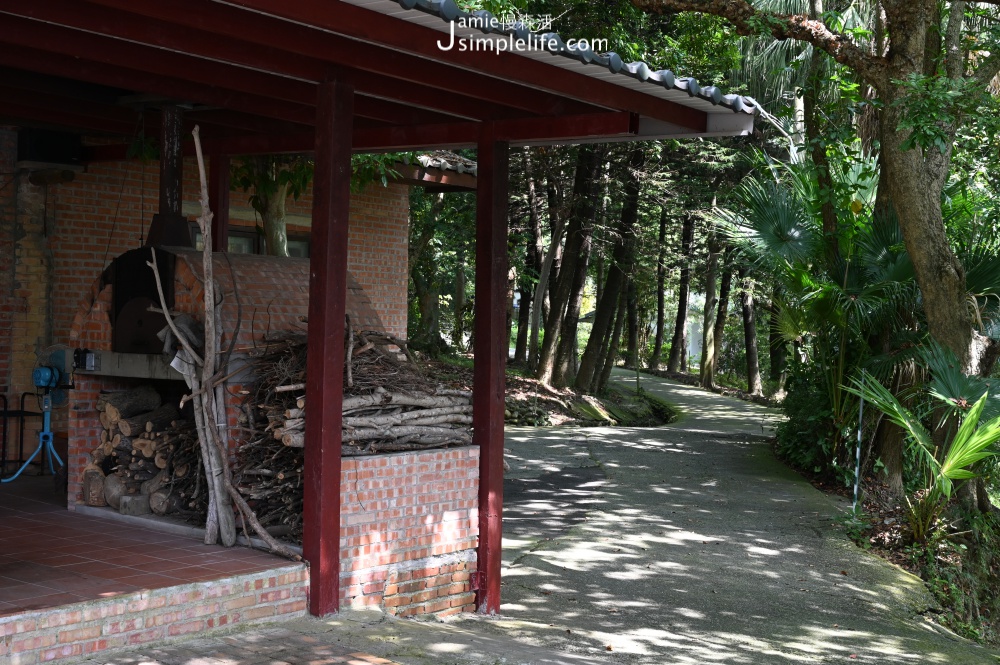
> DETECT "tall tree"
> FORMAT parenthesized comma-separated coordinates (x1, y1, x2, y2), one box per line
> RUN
(700, 233, 722, 388)
(667, 213, 695, 372)
(631, 0, 1000, 373)
(575, 147, 645, 391)
(648, 207, 669, 370)
(231, 155, 312, 257)
(710, 249, 735, 385)
(536, 145, 603, 384)
(739, 267, 763, 396)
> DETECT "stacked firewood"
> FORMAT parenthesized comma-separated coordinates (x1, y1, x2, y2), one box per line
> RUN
(82, 385, 206, 519)
(234, 329, 472, 543)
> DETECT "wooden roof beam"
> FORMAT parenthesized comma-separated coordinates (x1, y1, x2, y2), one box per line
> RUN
(231, 0, 708, 131)
(0, 19, 457, 127)
(85, 111, 638, 160)
(4, 0, 546, 122)
(82, 0, 597, 118)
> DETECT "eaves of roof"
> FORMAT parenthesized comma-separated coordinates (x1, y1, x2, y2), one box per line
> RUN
(417, 150, 478, 177)
(384, 0, 760, 117)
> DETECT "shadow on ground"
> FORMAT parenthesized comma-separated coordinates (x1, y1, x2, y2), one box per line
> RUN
(448, 371, 999, 665)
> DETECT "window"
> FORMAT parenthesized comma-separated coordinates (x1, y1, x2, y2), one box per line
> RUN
(191, 225, 309, 256)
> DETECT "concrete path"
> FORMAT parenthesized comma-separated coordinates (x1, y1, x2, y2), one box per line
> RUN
(67, 371, 1000, 665)
(449, 370, 1000, 664)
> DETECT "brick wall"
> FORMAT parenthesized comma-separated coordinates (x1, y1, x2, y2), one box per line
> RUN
(0, 129, 18, 396)
(343, 184, 410, 338)
(0, 564, 308, 665)
(169, 249, 387, 349)
(340, 447, 479, 617)
(0, 135, 410, 461)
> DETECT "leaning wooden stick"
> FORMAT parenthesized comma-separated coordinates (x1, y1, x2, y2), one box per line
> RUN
(190, 126, 300, 561)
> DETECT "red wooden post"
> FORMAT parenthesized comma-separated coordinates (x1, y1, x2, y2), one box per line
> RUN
(209, 154, 230, 252)
(303, 76, 354, 617)
(473, 124, 509, 614)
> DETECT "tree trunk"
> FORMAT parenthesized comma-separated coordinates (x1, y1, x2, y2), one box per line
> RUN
(667, 214, 694, 372)
(700, 234, 721, 389)
(879, 92, 978, 373)
(648, 208, 668, 370)
(739, 268, 763, 397)
(536, 145, 602, 384)
(528, 219, 565, 370)
(514, 285, 532, 363)
(626, 278, 639, 368)
(553, 222, 593, 386)
(768, 289, 788, 388)
(595, 287, 629, 394)
(805, 0, 839, 265)
(575, 147, 644, 390)
(874, 416, 906, 498)
(711, 255, 734, 380)
(262, 181, 289, 257)
(453, 244, 467, 350)
(575, 256, 624, 392)
(516, 156, 545, 364)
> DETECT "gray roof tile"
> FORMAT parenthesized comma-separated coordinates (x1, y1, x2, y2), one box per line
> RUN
(394, 0, 759, 116)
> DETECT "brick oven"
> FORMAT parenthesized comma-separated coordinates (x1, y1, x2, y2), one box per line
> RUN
(65, 247, 480, 617)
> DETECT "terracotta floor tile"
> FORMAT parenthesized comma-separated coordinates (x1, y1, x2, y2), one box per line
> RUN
(31, 553, 92, 567)
(0, 561, 78, 584)
(1, 479, 291, 617)
(114, 573, 189, 589)
(58, 560, 121, 576)
(102, 553, 165, 567)
(0, 582, 54, 602)
(40, 574, 133, 594)
(6, 591, 88, 612)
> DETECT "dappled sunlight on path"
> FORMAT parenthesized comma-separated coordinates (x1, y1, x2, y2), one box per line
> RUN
(452, 371, 996, 664)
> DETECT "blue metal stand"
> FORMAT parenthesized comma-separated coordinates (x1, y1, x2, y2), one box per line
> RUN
(1, 394, 63, 483)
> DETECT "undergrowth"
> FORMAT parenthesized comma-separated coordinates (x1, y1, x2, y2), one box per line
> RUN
(839, 488, 1000, 646)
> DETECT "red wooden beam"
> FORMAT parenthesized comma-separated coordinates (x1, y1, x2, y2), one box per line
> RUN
(0, 84, 139, 126)
(231, 0, 708, 131)
(185, 110, 310, 136)
(209, 154, 231, 252)
(0, 45, 317, 126)
(2, 0, 500, 123)
(0, 14, 457, 127)
(82, 0, 592, 118)
(72, 0, 536, 122)
(0, 100, 137, 136)
(84, 111, 637, 160)
(303, 76, 353, 617)
(473, 124, 509, 615)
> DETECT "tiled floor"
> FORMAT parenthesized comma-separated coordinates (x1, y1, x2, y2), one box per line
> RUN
(0, 475, 287, 616)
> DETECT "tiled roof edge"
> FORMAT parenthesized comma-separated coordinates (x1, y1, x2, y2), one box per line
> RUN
(393, 0, 760, 116)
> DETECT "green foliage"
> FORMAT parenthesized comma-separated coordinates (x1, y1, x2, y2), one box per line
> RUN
(907, 514, 1000, 644)
(126, 131, 159, 163)
(845, 354, 1000, 543)
(351, 153, 412, 193)
(230, 155, 313, 219)
(835, 509, 873, 548)
(893, 74, 984, 154)
(775, 363, 854, 485)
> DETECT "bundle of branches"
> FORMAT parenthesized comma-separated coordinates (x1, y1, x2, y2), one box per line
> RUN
(146, 126, 298, 560)
(233, 327, 473, 544)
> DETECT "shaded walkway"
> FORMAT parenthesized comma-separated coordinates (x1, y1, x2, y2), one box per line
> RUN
(57, 371, 1000, 665)
(453, 370, 998, 664)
